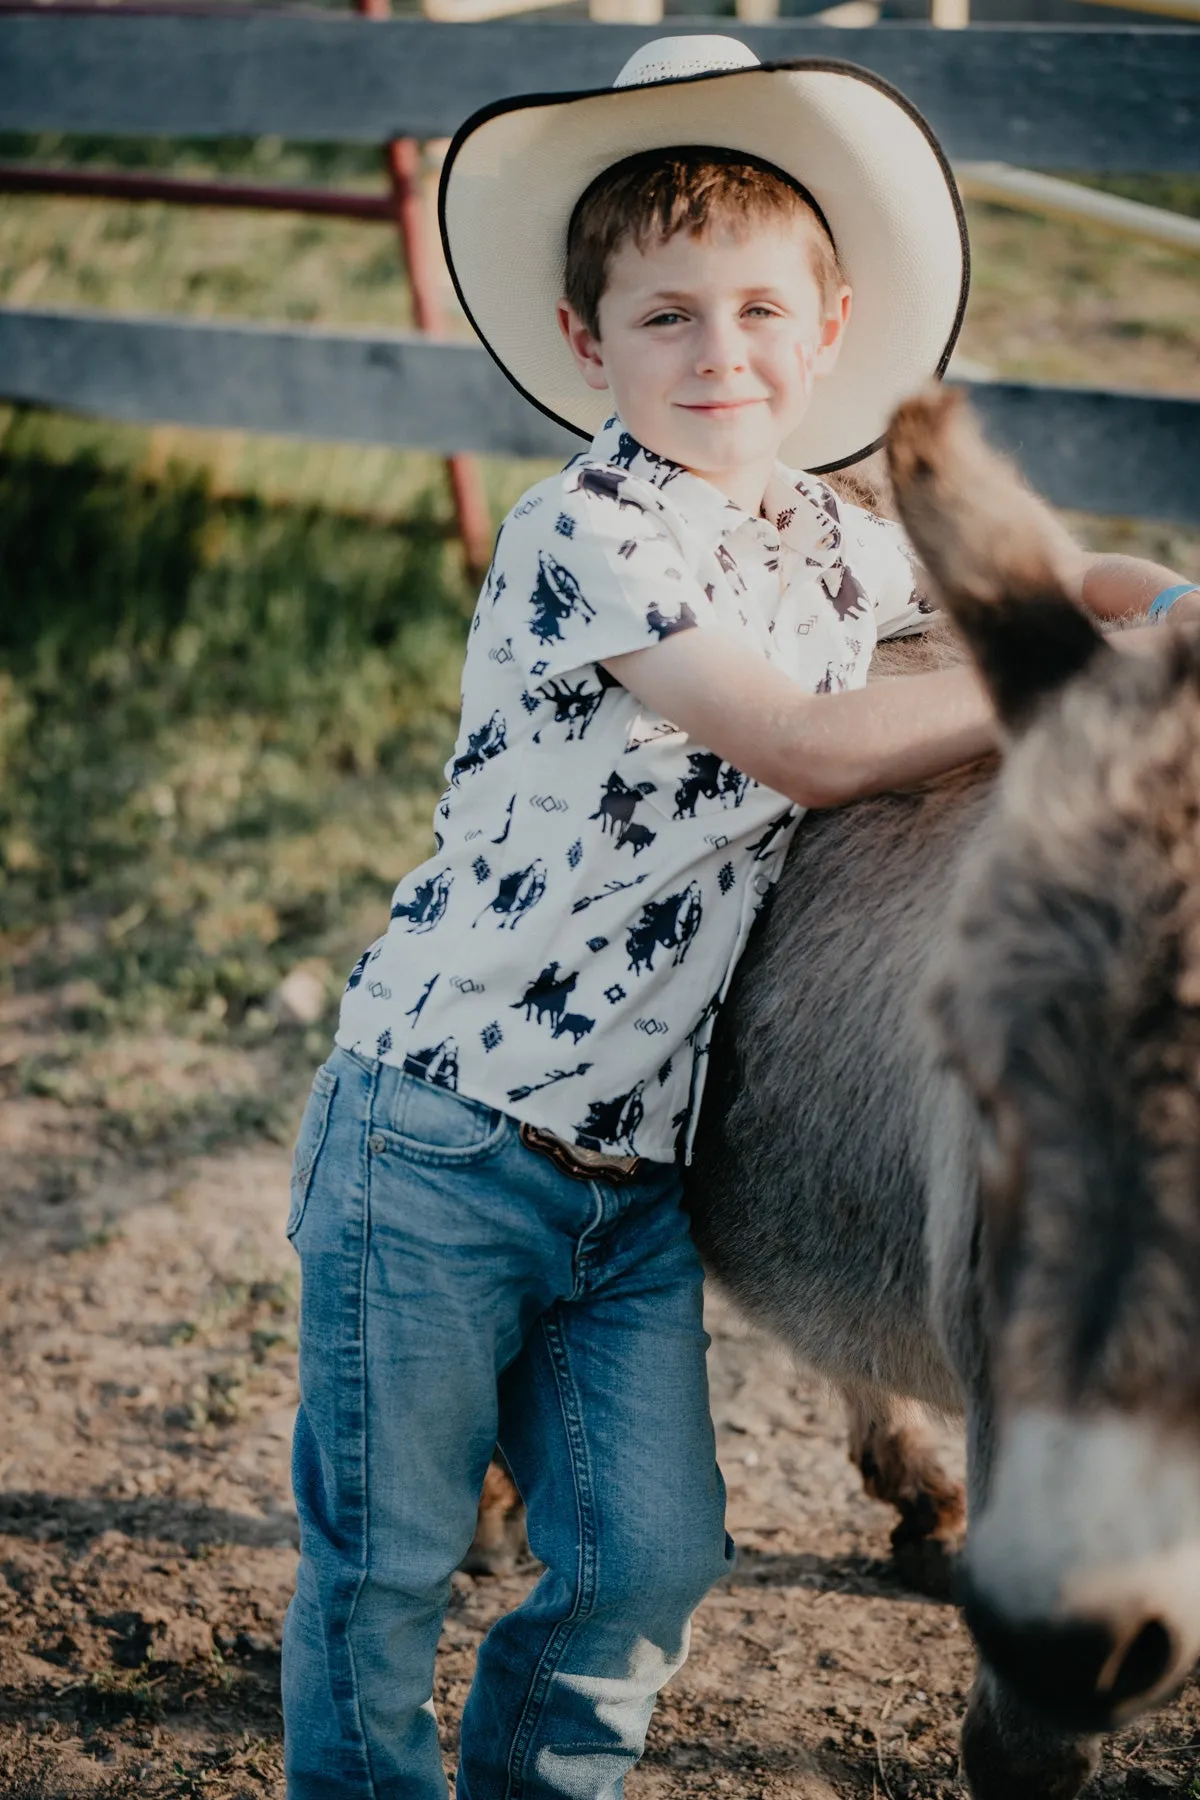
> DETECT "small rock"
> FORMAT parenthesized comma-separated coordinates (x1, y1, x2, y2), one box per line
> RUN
(91, 1529, 133, 1558)
(716, 1402, 763, 1436)
(144, 1612, 215, 1664)
(262, 1407, 296, 1441)
(37, 1630, 79, 1666)
(270, 962, 331, 1027)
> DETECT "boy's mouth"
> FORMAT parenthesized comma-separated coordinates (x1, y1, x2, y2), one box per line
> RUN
(677, 399, 765, 416)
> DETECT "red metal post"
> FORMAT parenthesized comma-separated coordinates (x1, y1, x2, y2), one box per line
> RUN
(357, 0, 493, 581)
(0, 163, 394, 220)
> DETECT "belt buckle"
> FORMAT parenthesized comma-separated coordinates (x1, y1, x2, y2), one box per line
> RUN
(519, 1122, 640, 1186)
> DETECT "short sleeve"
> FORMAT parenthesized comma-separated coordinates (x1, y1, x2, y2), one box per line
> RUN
(491, 463, 716, 683)
(841, 503, 938, 642)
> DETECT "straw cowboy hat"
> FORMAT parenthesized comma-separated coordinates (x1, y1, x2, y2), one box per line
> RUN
(439, 34, 969, 473)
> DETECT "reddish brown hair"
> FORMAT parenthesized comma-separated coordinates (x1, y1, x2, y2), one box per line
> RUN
(563, 146, 846, 337)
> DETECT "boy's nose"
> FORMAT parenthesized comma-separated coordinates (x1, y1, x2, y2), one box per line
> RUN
(695, 319, 746, 377)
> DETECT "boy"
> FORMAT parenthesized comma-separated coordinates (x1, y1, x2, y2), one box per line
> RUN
(282, 36, 1197, 1800)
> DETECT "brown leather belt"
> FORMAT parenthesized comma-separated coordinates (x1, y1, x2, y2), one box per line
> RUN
(519, 1121, 644, 1186)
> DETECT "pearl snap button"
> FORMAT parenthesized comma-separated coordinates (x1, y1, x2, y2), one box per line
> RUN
(368, 1133, 387, 1154)
(752, 874, 771, 896)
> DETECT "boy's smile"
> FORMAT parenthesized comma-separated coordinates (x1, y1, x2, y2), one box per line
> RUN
(559, 221, 851, 514)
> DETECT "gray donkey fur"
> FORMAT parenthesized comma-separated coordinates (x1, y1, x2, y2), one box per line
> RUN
(689, 757, 987, 1415)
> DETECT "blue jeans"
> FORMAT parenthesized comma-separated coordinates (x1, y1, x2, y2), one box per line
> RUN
(281, 1046, 732, 1800)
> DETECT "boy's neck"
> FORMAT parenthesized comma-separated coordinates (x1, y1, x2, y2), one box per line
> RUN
(680, 452, 779, 518)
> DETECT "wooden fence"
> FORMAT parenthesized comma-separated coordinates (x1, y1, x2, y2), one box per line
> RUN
(1, 10, 1198, 524)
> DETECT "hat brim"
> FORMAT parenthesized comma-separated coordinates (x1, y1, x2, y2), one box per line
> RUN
(439, 58, 970, 473)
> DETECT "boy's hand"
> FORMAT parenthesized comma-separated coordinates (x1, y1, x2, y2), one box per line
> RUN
(603, 626, 998, 811)
(1167, 587, 1200, 628)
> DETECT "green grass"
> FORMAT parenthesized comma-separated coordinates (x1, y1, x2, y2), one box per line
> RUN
(0, 425, 473, 1050)
(0, 424, 467, 1015)
(75, 1664, 167, 1724)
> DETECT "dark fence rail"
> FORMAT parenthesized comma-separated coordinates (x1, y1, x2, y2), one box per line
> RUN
(3, 306, 1198, 525)
(0, 307, 575, 462)
(0, 16, 1198, 168)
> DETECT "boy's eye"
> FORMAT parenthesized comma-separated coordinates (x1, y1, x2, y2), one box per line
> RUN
(645, 310, 686, 327)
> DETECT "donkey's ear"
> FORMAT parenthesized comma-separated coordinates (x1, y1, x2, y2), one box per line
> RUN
(886, 388, 1110, 732)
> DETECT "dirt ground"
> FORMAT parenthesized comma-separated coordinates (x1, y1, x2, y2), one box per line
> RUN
(3, 985, 1200, 1800)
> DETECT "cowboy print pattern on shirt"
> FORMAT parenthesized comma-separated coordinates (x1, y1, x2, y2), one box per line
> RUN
(337, 416, 934, 1162)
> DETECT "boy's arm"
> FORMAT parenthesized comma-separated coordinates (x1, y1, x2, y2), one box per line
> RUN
(606, 562, 1197, 812)
(1069, 551, 1198, 623)
(602, 548, 1199, 812)
(604, 628, 998, 811)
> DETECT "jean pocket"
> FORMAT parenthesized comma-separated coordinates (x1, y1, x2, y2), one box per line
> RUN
(376, 1071, 508, 1168)
(287, 1063, 339, 1239)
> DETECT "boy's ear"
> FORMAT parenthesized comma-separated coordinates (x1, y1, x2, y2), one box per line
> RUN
(557, 300, 610, 394)
(812, 286, 852, 380)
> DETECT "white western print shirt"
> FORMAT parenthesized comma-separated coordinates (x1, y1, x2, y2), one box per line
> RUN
(336, 416, 933, 1163)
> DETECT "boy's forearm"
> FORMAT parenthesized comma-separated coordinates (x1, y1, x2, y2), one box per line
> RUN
(768, 667, 997, 808)
(606, 630, 997, 811)
(606, 564, 1200, 815)
(812, 556, 1197, 805)
(1077, 552, 1196, 622)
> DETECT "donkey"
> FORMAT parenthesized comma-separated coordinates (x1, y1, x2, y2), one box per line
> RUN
(689, 388, 1200, 1797)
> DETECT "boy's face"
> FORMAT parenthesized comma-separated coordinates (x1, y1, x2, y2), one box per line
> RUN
(558, 217, 851, 509)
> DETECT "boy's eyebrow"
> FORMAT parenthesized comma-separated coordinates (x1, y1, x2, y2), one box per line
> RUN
(636, 285, 797, 305)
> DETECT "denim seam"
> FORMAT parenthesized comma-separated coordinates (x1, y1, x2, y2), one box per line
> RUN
(504, 1309, 598, 1800)
(286, 1063, 339, 1241)
(338, 1053, 383, 1800)
(569, 1178, 609, 1301)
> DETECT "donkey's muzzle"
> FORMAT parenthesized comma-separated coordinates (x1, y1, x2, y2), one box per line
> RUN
(960, 1575, 1177, 1734)
(960, 1408, 1200, 1734)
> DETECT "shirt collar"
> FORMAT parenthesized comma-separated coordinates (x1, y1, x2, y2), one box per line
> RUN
(761, 464, 845, 570)
(583, 417, 844, 568)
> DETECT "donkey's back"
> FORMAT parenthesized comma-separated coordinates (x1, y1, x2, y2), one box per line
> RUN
(687, 757, 993, 1415)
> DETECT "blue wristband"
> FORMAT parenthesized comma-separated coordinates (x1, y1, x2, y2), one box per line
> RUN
(1149, 582, 1199, 622)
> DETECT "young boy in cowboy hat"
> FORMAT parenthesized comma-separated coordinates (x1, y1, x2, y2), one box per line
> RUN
(281, 35, 1197, 1800)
